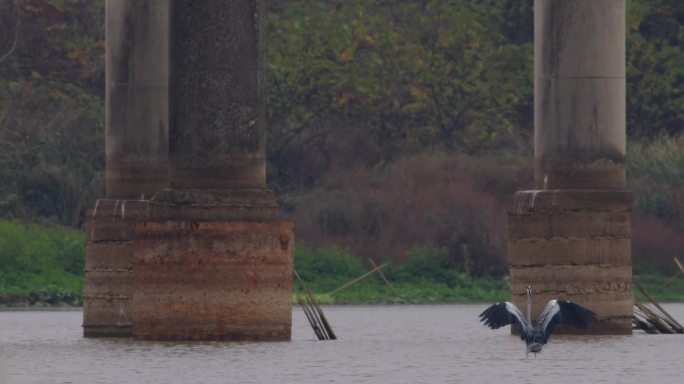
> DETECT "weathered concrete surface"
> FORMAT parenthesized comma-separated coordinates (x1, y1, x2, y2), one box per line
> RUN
(83, 200, 137, 337)
(85, 0, 288, 340)
(509, 0, 632, 335)
(534, 0, 626, 189)
(508, 190, 633, 334)
(83, 195, 285, 338)
(131, 221, 294, 341)
(84, 199, 163, 337)
(105, 0, 170, 199)
(169, 0, 267, 190)
(151, 188, 279, 221)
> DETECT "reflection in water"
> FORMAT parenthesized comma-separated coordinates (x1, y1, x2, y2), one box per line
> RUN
(1, 305, 683, 384)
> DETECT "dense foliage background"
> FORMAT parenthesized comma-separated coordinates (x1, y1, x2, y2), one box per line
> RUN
(1, 0, 683, 297)
(0, 0, 104, 227)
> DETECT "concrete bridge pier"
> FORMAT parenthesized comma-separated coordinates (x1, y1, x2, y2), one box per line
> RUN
(508, 0, 633, 334)
(83, 0, 294, 341)
(83, 0, 170, 337)
(131, 0, 293, 341)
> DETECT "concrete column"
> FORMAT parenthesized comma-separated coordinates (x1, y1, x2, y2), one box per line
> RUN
(128, 0, 292, 341)
(84, 0, 171, 337)
(105, 0, 170, 199)
(534, 0, 626, 189)
(85, 0, 292, 340)
(508, 0, 633, 334)
(169, 0, 266, 191)
(150, 0, 278, 218)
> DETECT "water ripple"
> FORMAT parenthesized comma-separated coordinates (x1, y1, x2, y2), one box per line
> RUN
(1, 305, 683, 384)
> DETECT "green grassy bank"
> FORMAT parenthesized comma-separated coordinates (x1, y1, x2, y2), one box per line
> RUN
(1, 219, 683, 306)
(294, 246, 509, 304)
(633, 261, 684, 303)
(0, 219, 83, 306)
(295, 246, 684, 304)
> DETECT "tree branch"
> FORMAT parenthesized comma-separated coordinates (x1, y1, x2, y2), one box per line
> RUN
(0, 0, 21, 65)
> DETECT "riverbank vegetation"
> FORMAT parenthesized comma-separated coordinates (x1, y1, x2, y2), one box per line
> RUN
(294, 245, 509, 304)
(1, 218, 683, 306)
(0, 219, 83, 306)
(1, 1, 684, 304)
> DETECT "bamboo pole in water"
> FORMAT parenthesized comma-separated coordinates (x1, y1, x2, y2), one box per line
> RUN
(297, 296, 325, 340)
(635, 280, 683, 333)
(326, 263, 388, 296)
(634, 301, 673, 333)
(308, 291, 336, 340)
(657, 270, 682, 289)
(368, 258, 397, 297)
(632, 309, 658, 334)
(674, 257, 684, 274)
(300, 278, 336, 340)
(293, 269, 337, 340)
(657, 257, 684, 289)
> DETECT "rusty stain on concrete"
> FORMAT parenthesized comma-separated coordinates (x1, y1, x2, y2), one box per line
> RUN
(84, 0, 292, 341)
(131, 221, 294, 341)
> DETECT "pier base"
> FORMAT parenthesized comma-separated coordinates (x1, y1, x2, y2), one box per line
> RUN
(508, 190, 633, 334)
(83, 200, 137, 337)
(131, 220, 294, 341)
(83, 192, 293, 340)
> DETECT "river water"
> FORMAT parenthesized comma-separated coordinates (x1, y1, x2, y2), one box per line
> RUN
(1, 304, 682, 384)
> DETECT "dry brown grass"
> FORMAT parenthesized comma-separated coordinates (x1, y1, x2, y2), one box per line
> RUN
(283, 152, 531, 276)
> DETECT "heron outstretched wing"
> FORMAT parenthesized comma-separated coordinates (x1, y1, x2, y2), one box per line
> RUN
(479, 302, 530, 340)
(537, 300, 597, 343)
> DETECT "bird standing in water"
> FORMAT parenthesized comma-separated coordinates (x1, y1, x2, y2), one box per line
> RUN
(479, 286, 596, 358)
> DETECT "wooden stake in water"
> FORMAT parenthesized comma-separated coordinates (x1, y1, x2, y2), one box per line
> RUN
(635, 280, 683, 333)
(632, 279, 684, 334)
(368, 258, 397, 297)
(674, 257, 684, 274)
(657, 257, 684, 289)
(634, 301, 673, 333)
(657, 270, 682, 289)
(326, 263, 388, 296)
(294, 269, 337, 340)
(297, 296, 325, 340)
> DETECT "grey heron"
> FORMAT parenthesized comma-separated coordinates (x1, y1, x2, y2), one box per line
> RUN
(479, 286, 596, 357)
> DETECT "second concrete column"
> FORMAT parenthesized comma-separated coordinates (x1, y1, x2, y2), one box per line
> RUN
(508, 0, 633, 334)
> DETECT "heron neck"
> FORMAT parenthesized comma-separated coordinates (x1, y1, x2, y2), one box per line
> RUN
(526, 291, 532, 324)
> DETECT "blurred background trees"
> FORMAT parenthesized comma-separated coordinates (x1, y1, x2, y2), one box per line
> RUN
(266, 0, 533, 192)
(1, 0, 683, 277)
(0, 0, 104, 227)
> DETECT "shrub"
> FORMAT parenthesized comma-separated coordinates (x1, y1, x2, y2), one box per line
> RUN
(285, 152, 529, 277)
(628, 134, 684, 223)
(294, 245, 367, 292)
(386, 246, 456, 286)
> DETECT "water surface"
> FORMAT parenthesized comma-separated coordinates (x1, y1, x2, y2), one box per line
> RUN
(1, 304, 682, 384)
